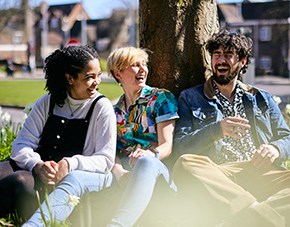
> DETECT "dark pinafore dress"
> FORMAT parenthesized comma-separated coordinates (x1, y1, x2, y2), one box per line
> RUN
(11, 95, 104, 195)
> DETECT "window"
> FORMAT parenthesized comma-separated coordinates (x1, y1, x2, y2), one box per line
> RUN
(259, 26, 271, 41)
(39, 18, 44, 29)
(260, 56, 272, 72)
(50, 17, 59, 29)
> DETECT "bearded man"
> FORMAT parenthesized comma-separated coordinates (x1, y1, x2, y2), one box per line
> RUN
(172, 30, 290, 227)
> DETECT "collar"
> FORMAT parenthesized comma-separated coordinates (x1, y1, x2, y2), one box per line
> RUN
(204, 76, 260, 100)
(66, 92, 91, 106)
(115, 85, 154, 111)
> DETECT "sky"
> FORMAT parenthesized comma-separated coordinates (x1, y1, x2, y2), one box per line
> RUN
(29, 0, 251, 20)
(35, 0, 273, 19)
(30, 0, 139, 19)
(0, 0, 271, 20)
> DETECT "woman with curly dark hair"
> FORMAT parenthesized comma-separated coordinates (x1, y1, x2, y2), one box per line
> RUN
(0, 45, 116, 225)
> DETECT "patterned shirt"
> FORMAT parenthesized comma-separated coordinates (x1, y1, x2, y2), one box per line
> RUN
(115, 85, 179, 158)
(212, 80, 256, 163)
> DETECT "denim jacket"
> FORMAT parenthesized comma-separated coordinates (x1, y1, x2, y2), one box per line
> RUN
(173, 78, 290, 168)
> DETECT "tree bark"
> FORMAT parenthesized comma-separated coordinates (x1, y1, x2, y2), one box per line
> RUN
(139, 0, 219, 97)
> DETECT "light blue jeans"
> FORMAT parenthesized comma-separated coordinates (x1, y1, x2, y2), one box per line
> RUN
(108, 155, 176, 227)
(22, 170, 113, 227)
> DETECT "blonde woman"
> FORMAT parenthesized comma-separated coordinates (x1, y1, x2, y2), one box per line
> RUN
(106, 47, 179, 226)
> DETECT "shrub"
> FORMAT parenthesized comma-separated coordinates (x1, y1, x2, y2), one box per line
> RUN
(282, 104, 290, 129)
(0, 108, 22, 161)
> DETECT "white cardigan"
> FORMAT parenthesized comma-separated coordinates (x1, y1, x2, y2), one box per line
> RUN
(11, 92, 116, 173)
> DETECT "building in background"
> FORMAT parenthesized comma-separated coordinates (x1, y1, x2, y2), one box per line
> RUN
(218, 1, 290, 78)
(0, 1, 136, 69)
(0, 1, 288, 77)
(33, 2, 137, 67)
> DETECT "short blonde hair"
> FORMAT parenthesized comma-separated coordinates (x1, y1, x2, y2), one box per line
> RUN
(106, 47, 149, 83)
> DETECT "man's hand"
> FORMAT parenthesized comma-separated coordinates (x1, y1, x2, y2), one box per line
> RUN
(220, 116, 251, 139)
(33, 161, 58, 185)
(252, 144, 279, 169)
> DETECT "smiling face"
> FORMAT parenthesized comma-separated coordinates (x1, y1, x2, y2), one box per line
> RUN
(115, 58, 148, 92)
(66, 58, 102, 99)
(211, 46, 246, 86)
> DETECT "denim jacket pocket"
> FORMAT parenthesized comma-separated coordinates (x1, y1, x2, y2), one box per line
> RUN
(191, 108, 216, 128)
(254, 107, 270, 122)
(253, 107, 272, 137)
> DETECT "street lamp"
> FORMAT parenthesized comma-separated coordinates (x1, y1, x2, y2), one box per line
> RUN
(80, 0, 87, 45)
(40, 2, 48, 63)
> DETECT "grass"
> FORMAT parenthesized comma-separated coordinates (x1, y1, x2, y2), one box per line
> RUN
(98, 82, 123, 102)
(0, 80, 47, 106)
(0, 80, 123, 107)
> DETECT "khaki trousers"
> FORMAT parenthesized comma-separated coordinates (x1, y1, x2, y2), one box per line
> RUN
(172, 154, 290, 226)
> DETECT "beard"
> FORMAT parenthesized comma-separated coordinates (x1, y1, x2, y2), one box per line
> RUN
(212, 63, 240, 85)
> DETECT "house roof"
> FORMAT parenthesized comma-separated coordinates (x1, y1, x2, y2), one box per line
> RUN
(242, 1, 290, 20)
(48, 3, 90, 32)
(49, 3, 79, 16)
(218, 4, 244, 24)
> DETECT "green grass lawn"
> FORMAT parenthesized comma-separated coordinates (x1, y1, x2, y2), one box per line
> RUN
(0, 80, 123, 107)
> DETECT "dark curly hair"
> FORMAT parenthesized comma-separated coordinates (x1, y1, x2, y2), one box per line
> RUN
(44, 45, 100, 107)
(206, 29, 253, 74)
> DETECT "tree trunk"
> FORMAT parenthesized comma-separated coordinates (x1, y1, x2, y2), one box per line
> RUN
(139, 0, 219, 97)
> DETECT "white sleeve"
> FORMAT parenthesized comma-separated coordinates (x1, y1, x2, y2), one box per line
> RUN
(11, 94, 50, 171)
(65, 97, 116, 173)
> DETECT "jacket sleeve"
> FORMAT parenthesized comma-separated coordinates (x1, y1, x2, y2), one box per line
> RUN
(173, 89, 223, 160)
(266, 93, 290, 162)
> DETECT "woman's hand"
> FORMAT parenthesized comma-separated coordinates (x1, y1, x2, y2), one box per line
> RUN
(112, 163, 131, 188)
(128, 147, 155, 167)
(33, 159, 69, 185)
(33, 161, 58, 185)
(53, 159, 69, 184)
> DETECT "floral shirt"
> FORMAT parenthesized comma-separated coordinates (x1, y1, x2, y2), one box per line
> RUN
(212, 81, 256, 163)
(114, 85, 179, 158)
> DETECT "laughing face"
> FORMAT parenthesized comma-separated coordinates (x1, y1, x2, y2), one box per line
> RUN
(67, 58, 102, 100)
(116, 58, 148, 91)
(211, 46, 246, 86)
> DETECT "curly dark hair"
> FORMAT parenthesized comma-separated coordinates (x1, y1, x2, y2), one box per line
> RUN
(206, 29, 253, 74)
(44, 45, 100, 107)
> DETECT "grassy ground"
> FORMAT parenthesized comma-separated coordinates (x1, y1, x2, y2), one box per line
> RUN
(0, 80, 123, 107)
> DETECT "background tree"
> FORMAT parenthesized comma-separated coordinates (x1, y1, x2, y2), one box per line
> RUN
(139, 0, 219, 97)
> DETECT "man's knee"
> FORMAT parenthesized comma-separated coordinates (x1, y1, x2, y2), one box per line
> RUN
(173, 154, 212, 171)
(172, 154, 215, 187)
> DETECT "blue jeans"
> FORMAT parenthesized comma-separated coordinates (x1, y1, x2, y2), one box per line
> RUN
(108, 155, 176, 227)
(22, 170, 113, 227)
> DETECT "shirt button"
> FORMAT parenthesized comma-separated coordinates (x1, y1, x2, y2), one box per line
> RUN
(61, 120, 65, 123)
(56, 135, 60, 139)
(54, 146, 57, 149)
